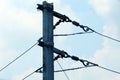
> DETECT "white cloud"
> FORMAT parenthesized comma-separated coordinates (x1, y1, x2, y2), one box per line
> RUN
(89, 0, 118, 16)
(0, 5, 41, 32)
(89, 0, 109, 15)
(0, 0, 40, 60)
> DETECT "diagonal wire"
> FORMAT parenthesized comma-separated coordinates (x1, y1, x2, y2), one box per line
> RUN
(22, 60, 120, 79)
(80, 25, 120, 43)
(54, 12, 120, 42)
(22, 67, 43, 80)
(56, 60, 71, 80)
(0, 42, 38, 72)
(22, 71, 36, 80)
(97, 66, 120, 74)
(93, 31, 120, 42)
(73, 21, 120, 43)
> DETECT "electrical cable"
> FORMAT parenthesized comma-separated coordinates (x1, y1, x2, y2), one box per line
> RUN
(97, 66, 120, 74)
(38, 32, 92, 42)
(22, 55, 63, 80)
(22, 67, 43, 80)
(54, 66, 94, 72)
(93, 31, 120, 42)
(55, 65, 120, 75)
(54, 32, 93, 37)
(22, 71, 35, 80)
(22, 55, 61, 80)
(70, 20, 120, 43)
(85, 26, 120, 43)
(22, 65, 120, 80)
(22, 57, 120, 79)
(85, 26, 120, 42)
(54, 18, 120, 42)
(63, 53, 120, 75)
(56, 60, 71, 80)
(54, 65, 120, 75)
(0, 42, 38, 72)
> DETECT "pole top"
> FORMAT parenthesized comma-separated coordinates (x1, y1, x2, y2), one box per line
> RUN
(43, 1, 53, 11)
(37, 1, 69, 21)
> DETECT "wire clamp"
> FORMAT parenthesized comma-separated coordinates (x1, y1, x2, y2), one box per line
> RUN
(38, 41, 54, 48)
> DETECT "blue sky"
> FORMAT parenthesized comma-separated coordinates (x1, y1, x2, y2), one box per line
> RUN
(0, 0, 120, 80)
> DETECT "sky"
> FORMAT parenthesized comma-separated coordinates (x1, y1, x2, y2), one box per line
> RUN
(0, 0, 120, 80)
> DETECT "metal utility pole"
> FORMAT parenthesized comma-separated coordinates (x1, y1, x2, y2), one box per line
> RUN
(42, 1, 54, 80)
(37, 1, 69, 80)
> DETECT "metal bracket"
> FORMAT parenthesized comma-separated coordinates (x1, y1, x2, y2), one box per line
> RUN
(37, 4, 70, 21)
(38, 40, 68, 58)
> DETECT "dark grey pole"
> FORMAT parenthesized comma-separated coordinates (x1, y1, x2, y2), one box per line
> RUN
(42, 1, 54, 80)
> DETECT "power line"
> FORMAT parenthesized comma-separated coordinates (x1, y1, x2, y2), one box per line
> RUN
(22, 55, 68, 80)
(0, 42, 38, 72)
(54, 18, 120, 42)
(22, 65, 120, 80)
(38, 32, 92, 41)
(54, 32, 93, 37)
(22, 71, 35, 80)
(22, 55, 62, 80)
(56, 60, 71, 80)
(68, 20, 120, 43)
(55, 65, 120, 75)
(22, 57, 120, 80)
(54, 66, 94, 72)
(97, 66, 120, 74)
(22, 58, 71, 80)
(93, 31, 120, 42)
(22, 66, 87, 80)
(63, 53, 120, 75)
(38, 39, 120, 75)
(22, 67, 43, 80)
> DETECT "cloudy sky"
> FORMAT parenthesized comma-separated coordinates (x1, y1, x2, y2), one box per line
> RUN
(0, 0, 120, 80)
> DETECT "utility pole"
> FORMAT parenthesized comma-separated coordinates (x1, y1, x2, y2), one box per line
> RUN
(42, 1, 54, 80)
(37, 1, 69, 80)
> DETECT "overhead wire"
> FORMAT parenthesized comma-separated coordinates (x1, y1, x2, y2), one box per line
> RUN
(5, 14, 119, 79)
(38, 36, 120, 75)
(54, 32, 93, 37)
(54, 66, 94, 72)
(93, 31, 120, 42)
(56, 60, 71, 80)
(22, 55, 63, 80)
(54, 17, 120, 43)
(22, 55, 62, 80)
(53, 14, 120, 77)
(22, 67, 43, 80)
(54, 50, 120, 75)
(0, 42, 38, 72)
(68, 19, 120, 43)
(22, 71, 35, 80)
(1, 5, 120, 80)
(21, 54, 120, 80)
(38, 32, 92, 41)
(55, 65, 120, 75)
(97, 66, 120, 74)
(22, 64, 120, 80)
(22, 59, 71, 80)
